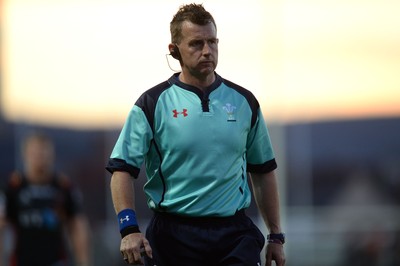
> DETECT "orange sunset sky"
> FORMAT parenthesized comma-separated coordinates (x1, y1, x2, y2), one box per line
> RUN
(1, 0, 400, 129)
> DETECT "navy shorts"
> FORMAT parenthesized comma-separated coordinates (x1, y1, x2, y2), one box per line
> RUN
(144, 210, 265, 266)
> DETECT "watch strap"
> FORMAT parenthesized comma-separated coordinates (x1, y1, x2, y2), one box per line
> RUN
(267, 233, 285, 244)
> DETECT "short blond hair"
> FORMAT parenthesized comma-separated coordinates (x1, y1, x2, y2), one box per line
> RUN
(170, 3, 216, 44)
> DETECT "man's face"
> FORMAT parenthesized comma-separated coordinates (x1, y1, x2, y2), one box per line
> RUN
(24, 138, 54, 175)
(178, 21, 218, 79)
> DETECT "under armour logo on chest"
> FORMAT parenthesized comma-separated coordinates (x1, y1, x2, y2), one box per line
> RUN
(173, 109, 188, 117)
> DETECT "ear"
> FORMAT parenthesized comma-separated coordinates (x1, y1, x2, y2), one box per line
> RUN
(168, 43, 175, 54)
(168, 43, 181, 60)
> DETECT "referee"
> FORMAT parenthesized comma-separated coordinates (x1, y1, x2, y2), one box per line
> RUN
(106, 3, 285, 266)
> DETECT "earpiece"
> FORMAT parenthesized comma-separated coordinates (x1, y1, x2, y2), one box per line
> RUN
(170, 44, 181, 60)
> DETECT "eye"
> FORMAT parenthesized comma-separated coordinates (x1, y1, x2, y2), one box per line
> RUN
(190, 40, 204, 49)
(189, 39, 219, 50)
(208, 38, 219, 46)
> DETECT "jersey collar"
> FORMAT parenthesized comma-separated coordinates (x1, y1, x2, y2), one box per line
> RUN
(168, 72, 223, 98)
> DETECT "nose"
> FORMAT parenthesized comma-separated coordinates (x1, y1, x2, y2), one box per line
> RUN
(202, 42, 212, 56)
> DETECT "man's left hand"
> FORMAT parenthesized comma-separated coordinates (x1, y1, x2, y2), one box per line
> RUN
(265, 243, 285, 266)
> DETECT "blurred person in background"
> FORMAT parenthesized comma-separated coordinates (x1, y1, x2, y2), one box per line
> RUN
(0, 132, 91, 266)
(106, 3, 285, 266)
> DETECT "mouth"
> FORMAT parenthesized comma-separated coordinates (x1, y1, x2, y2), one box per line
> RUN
(199, 61, 214, 66)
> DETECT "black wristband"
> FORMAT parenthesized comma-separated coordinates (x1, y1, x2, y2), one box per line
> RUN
(267, 233, 285, 244)
(120, 225, 141, 238)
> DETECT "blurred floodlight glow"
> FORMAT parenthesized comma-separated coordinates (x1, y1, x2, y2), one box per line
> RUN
(1, 0, 400, 128)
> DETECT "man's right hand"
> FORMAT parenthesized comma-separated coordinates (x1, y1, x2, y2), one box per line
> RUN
(120, 233, 153, 265)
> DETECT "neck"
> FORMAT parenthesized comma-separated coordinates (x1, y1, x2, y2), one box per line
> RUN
(25, 168, 52, 184)
(179, 72, 215, 91)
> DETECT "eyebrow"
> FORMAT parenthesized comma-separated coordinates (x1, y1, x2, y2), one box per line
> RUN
(188, 37, 218, 43)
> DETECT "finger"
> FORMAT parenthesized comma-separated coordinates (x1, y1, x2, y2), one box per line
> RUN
(276, 256, 286, 266)
(121, 251, 129, 264)
(142, 239, 153, 258)
(126, 252, 134, 265)
(121, 248, 140, 265)
(265, 250, 272, 266)
(132, 248, 144, 265)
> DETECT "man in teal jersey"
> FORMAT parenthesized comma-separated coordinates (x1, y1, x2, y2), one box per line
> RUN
(106, 3, 285, 266)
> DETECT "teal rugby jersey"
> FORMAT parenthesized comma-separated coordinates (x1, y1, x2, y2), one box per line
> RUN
(106, 73, 277, 217)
